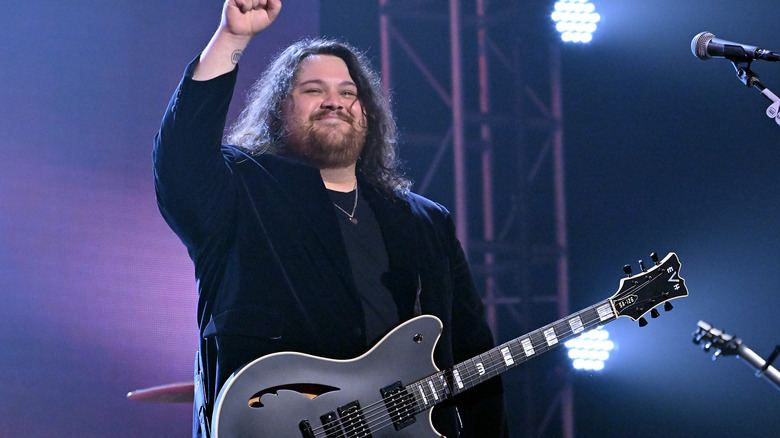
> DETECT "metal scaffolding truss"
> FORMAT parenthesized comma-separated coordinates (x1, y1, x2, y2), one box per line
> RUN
(377, 1, 573, 436)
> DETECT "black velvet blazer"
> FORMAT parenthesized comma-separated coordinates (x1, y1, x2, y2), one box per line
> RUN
(153, 58, 506, 437)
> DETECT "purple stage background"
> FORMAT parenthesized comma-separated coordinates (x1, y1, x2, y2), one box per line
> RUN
(0, 1, 318, 436)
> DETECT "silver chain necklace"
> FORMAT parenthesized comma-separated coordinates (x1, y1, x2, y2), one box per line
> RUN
(332, 183, 358, 224)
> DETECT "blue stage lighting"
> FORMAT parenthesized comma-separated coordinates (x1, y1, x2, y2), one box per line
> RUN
(551, 0, 600, 43)
(564, 327, 614, 371)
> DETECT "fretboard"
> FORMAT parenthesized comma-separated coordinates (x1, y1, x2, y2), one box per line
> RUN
(405, 299, 618, 412)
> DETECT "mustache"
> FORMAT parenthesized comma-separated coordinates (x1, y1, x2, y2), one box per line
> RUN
(312, 109, 355, 124)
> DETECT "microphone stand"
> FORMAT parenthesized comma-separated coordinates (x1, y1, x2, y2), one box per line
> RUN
(731, 60, 780, 125)
(694, 321, 780, 392)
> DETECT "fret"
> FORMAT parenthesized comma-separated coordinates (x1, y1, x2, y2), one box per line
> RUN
(475, 354, 487, 378)
(508, 338, 528, 366)
(568, 314, 584, 334)
(460, 358, 478, 390)
(499, 345, 515, 367)
(550, 319, 574, 346)
(597, 302, 615, 322)
(474, 352, 491, 383)
(426, 375, 442, 402)
(447, 300, 619, 397)
(435, 372, 451, 399)
(543, 326, 558, 346)
(486, 348, 504, 377)
(425, 377, 439, 402)
(452, 366, 465, 390)
(520, 337, 535, 357)
(485, 348, 506, 380)
(415, 381, 428, 407)
(529, 330, 548, 355)
(405, 382, 422, 413)
(429, 373, 441, 399)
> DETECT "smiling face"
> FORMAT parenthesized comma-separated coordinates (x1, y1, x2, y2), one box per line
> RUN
(281, 54, 368, 169)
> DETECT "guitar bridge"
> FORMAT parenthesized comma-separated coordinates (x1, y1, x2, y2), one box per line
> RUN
(380, 381, 417, 431)
(298, 420, 315, 438)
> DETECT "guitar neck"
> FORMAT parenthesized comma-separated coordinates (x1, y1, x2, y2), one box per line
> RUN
(405, 300, 618, 411)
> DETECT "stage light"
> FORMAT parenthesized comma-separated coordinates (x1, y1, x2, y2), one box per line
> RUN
(551, 0, 600, 43)
(564, 327, 614, 371)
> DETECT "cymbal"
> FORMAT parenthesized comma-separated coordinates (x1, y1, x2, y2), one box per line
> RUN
(126, 381, 194, 403)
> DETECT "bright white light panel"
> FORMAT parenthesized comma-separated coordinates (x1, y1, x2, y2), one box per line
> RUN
(564, 326, 614, 371)
(551, 0, 600, 43)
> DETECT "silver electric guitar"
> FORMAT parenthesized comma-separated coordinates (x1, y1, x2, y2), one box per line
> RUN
(212, 252, 688, 437)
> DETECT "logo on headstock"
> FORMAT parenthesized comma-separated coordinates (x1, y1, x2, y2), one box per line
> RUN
(666, 268, 681, 290)
(614, 294, 637, 311)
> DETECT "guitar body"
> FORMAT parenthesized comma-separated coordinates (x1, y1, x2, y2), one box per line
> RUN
(212, 315, 445, 438)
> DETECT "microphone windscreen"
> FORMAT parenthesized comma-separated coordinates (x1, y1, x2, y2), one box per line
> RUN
(691, 31, 715, 60)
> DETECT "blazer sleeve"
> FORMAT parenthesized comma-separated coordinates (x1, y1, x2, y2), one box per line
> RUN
(152, 57, 239, 251)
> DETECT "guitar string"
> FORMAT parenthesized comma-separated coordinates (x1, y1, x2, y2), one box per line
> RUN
(319, 371, 452, 438)
(314, 313, 608, 438)
(345, 389, 415, 436)
(323, 388, 419, 437)
(457, 278, 663, 380)
(456, 276, 670, 383)
(312, 305, 616, 438)
(457, 304, 610, 382)
(309, 389, 415, 437)
(310, 279, 665, 436)
(309, 305, 613, 437)
(308, 309, 608, 438)
(309, 335, 492, 436)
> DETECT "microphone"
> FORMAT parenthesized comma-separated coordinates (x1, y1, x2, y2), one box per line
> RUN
(691, 32, 780, 62)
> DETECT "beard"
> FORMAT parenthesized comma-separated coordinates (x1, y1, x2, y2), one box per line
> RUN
(283, 111, 367, 169)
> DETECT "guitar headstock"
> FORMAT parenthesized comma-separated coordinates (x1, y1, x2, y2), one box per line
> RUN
(608, 252, 688, 326)
(692, 320, 741, 359)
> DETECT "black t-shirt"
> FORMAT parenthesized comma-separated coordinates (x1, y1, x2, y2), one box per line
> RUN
(328, 188, 399, 345)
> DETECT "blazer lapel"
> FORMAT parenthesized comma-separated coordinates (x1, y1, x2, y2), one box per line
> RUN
(361, 183, 422, 321)
(256, 155, 355, 295)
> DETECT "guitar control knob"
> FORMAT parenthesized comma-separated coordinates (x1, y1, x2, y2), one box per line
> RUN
(638, 317, 648, 327)
(651, 308, 660, 318)
(623, 265, 632, 277)
(664, 301, 674, 312)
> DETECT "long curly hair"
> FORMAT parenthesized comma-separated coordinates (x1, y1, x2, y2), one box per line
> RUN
(226, 38, 411, 195)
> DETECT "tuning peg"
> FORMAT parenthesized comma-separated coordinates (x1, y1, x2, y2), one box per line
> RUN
(623, 264, 632, 277)
(638, 317, 648, 327)
(664, 301, 674, 312)
(651, 308, 660, 318)
(651, 252, 659, 265)
(639, 260, 647, 272)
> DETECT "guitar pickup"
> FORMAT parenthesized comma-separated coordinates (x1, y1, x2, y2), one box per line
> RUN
(380, 381, 417, 431)
(312, 401, 372, 438)
(318, 411, 345, 438)
(337, 401, 371, 437)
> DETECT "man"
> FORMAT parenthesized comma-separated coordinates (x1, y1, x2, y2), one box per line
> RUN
(153, 1, 507, 436)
